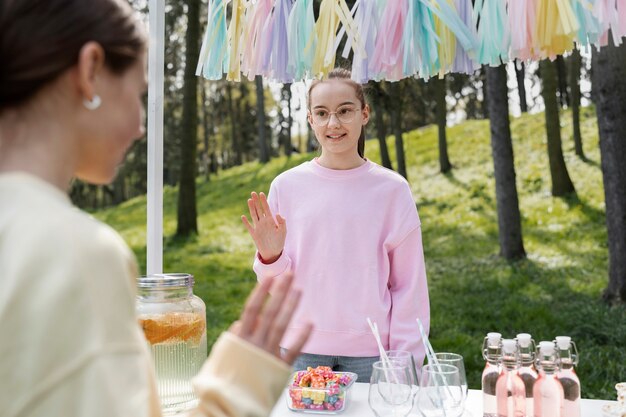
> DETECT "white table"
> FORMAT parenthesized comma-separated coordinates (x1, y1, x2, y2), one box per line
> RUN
(269, 383, 617, 416)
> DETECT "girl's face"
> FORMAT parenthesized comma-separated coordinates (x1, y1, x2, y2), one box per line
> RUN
(74, 52, 147, 185)
(307, 79, 369, 159)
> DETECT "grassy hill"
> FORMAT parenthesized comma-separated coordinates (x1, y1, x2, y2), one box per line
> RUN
(96, 107, 625, 399)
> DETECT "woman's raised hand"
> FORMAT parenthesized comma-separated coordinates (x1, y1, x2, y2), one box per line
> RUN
(230, 273, 311, 365)
(241, 192, 286, 264)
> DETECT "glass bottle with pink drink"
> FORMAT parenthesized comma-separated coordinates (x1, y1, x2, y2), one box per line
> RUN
(555, 336, 580, 417)
(533, 341, 564, 417)
(496, 338, 526, 417)
(482, 332, 502, 417)
(516, 333, 537, 417)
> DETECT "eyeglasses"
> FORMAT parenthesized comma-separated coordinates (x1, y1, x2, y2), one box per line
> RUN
(310, 106, 362, 126)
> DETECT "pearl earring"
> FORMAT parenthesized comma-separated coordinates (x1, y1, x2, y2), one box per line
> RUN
(83, 95, 102, 110)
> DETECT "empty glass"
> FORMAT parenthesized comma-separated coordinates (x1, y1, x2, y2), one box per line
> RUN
(415, 363, 465, 417)
(369, 360, 414, 417)
(435, 353, 468, 408)
(386, 351, 419, 389)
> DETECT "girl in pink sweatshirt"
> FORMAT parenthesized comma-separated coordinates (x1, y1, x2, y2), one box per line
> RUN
(242, 68, 430, 382)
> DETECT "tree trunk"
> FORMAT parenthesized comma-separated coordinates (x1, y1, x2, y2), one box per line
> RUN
(282, 83, 293, 156)
(255, 75, 270, 163)
(389, 82, 407, 179)
(435, 76, 452, 173)
(568, 47, 585, 159)
(371, 82, 393, 169)
(481, 66, 489, 119)
(555, 55, 570, 108)
(226, 83, 242, 166)
(176, 0, 200, 237)
(592, 38, 626, 304)
(515, 60, 528, 113)
(486, 65, 526, 260)
(539, 59, 576, 197)
(201, 80, 211, 179)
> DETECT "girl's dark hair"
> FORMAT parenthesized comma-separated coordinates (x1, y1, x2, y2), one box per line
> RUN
(0, 0, 146, 111)
(307, 68, 368, 158)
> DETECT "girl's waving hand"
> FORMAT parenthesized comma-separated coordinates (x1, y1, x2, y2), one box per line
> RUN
(241, 191, 286, 264)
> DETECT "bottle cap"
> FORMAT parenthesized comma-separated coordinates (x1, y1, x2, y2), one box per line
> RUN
(539, 341, 555, 355)
(502, 339, 517, 354)
(555, 336, 571, 350)
(516, 333, 532, 347)
(487, 332, 502, 345)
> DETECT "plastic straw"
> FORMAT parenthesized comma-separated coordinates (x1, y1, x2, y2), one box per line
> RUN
(366, 317, 399, 384)
(417, 318, 453, 416)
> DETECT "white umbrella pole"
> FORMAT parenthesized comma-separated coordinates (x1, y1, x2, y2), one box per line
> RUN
(146, 0, 165, 275)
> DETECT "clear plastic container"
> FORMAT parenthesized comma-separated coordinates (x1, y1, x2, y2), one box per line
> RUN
(286, 369, 357, 414)
(136, 273, 207, 415)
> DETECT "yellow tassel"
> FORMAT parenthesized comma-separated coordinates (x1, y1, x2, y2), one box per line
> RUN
(434, 0, 457, 74)
(226, 0, 246, 81)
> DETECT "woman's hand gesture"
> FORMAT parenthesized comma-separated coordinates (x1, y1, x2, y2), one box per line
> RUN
(230, 273, 311, 365)
(241, 192, 286, 264)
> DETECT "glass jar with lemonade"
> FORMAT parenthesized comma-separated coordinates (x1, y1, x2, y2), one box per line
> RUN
(136, 273, 207, 414)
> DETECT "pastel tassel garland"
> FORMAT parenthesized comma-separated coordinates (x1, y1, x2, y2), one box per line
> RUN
(473, 0, 510, 66)
(453, 0, 480, 74)
(572, 0, 602, 47)
(287, 0, 316, 80)
(409, 0, 439, 79)
(419, 0, 479, 74)
(225, 0, 247, 81)
(241, 0, 273, 80)
(310, 0, 362, 78)
(593, 0, 624, 47)
(196, 0, 229, 80)
(333, 0, 368, 64)
(535, 0, 578, 58)
(371, 0, 409, 81)
(343, 0, 380, 83)
(269, 0, 294, 82)
(311, 0, 343, 77)
(403, 0, 422, 79)
(508, 0, 538, 61)
(195, 0, 626, 82)
(617, 0, 626, 44)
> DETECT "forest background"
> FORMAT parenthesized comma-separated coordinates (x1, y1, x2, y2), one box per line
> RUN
(73, 0, 626, 400)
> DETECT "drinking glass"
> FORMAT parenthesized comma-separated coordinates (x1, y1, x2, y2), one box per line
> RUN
(386, 351, 419, 394)
(415, 364, 464, 417)
(369, 360, 414, 417)
(435, 353, 468, 407)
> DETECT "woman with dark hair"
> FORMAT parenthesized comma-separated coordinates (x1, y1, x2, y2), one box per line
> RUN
(0, 1, 309, 416)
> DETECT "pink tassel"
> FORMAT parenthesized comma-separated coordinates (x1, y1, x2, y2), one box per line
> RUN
(241, 0, 273, 80)
(370, 0, 409, 80)
(508, 0, 537, 60)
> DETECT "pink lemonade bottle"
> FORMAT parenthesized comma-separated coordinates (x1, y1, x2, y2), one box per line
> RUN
(555, 336, 581, 417)
(496, 339, 526, 417)
(482, 332, 502, 417)
(533, 341, 564, 417)
(516, 333, 538, 417)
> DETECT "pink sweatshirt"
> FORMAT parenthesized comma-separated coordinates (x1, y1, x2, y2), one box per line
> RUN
(253, 159, 430, 367)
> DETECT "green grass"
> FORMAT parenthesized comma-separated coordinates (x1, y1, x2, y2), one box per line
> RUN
(95, 106, 625, 400)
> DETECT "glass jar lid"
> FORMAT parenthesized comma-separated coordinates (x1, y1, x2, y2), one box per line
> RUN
(137, 273, 194, 289)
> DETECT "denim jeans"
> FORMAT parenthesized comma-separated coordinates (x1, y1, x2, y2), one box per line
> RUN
(291, 352, 379, 383)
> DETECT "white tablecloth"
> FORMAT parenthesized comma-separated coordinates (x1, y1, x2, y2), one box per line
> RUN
(269, 383, 616, 417)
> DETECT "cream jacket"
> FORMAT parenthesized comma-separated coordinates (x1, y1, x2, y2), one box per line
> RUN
(0, 173, 290, 417)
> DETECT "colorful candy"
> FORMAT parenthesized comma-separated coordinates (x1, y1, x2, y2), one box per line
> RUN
(287, 366, 356, 413)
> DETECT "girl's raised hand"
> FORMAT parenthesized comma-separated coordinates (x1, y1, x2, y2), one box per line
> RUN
(230, 273, 312, 365)
(241, 192, 286, 264)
